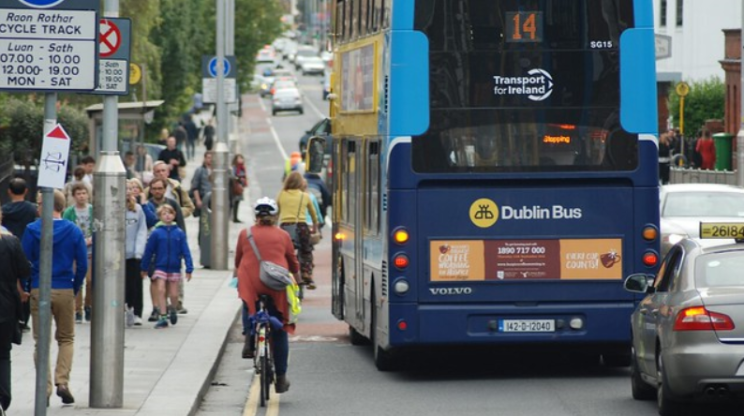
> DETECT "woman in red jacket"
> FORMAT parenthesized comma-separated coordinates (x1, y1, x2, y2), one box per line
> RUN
(695, 129, 716, 170)
(234, 197, 299, 394)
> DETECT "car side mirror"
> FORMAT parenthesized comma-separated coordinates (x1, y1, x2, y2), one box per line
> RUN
(306, 136, 326, 174)
(623, 273, 656, 294)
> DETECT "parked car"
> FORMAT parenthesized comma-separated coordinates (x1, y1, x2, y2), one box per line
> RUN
(624, 230, 744, 415)
(660, 184, 744, 257)
(272, 88, 304, 115)
(300, 56, 325, 76)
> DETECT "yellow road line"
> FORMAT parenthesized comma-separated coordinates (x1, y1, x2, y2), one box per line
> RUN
(242, 374, 261, 416)
(242, 373, 282, 416)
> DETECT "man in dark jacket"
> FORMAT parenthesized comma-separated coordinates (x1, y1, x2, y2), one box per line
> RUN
(2, 177, 37, 331)
(157, 136, 187, 181)
(21, 189, 87, 405)
(2, 178, 37, 239)
(0, 222, 30, 414)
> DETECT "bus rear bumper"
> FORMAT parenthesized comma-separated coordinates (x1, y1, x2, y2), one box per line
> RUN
(388, 302, 635, 347)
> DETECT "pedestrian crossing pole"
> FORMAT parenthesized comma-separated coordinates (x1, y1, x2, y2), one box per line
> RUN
(211, 0, 230, 270)
(90, 0, 126, 407)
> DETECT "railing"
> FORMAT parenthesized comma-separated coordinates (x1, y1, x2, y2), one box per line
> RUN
(669, 167, 738, 186)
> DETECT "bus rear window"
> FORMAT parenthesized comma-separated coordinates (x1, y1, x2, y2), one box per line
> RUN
(411, 0, 637, 173)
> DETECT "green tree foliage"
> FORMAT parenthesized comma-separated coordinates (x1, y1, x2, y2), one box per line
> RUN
(668, 78, 725, 136)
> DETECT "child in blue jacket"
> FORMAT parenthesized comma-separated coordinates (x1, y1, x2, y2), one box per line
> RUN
(140, 204, 193, 329)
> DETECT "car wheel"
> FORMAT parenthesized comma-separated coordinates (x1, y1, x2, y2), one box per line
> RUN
(272, 110, 277, 116)
(631, 349, 656, 400)
(657, 353, 683, 416)
(299, 108, 304, 115)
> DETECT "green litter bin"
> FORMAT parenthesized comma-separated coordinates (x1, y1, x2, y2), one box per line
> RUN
(713, 133, 733, 171)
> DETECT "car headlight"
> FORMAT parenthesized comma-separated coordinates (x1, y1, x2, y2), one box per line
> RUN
(665, 233, 687, 245)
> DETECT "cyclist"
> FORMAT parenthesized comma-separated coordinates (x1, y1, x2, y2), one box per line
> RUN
(277, 172, 319, 289)
(234, 197, 299, 393)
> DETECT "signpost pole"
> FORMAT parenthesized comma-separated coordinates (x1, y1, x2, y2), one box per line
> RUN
(34, 93, 56, 416)
(90, 0, 126, 407)
(211, 0, 229, 270)
(737, 6, 744, 186)
(226, 0, 238, 155)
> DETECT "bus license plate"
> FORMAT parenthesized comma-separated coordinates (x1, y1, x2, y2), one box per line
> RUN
(499, 319, 555, 333)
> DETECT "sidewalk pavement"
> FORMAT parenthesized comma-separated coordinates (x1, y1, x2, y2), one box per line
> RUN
(9, 112, 254, 416)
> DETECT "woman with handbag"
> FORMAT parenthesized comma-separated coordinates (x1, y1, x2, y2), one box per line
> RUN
(0, 218, 31, 414)
(231, 154, 248, 223)
(234, 197, 299, 393)
(276, 172, 319, 289)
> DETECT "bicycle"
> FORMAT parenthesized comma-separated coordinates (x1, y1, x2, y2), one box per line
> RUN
(252, 295, 284, 407)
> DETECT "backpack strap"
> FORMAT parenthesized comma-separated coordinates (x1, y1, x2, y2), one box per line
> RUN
(246, 228, 263, 262)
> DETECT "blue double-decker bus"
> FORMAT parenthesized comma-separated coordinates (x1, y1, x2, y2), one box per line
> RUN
(313, 0, 659, 370)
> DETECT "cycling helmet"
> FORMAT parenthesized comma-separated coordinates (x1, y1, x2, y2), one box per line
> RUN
(254, 197, 278, 216)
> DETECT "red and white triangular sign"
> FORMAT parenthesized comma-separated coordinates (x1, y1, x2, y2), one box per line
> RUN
(45, 124, 70, 140)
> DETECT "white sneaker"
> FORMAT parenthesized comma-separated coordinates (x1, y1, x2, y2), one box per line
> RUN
(125, 307, 135, 328)
(134, 316, 143, 326)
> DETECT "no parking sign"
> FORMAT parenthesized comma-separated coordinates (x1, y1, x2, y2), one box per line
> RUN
(91, 17, 131, 95)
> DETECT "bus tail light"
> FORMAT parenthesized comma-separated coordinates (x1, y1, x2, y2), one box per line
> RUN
(393, 228, 409, 244)
(393, 254, 409, 269)
(642, 251, 658, 267)
(397, 320, 408, 331)
(674, 307, 735, 331)
(642, 226, 658, 241)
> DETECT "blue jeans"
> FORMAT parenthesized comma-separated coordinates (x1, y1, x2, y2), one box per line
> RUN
(242, 302, 289, 376)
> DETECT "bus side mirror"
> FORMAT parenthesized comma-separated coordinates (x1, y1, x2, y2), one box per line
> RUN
(306, 136, 326, 174)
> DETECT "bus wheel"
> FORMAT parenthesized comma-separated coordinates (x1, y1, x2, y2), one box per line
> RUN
(349, 325, 370, 346)
(371, 287, 398, 371)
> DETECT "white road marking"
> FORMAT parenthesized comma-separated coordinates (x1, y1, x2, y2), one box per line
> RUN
(303, 92, 327, 119)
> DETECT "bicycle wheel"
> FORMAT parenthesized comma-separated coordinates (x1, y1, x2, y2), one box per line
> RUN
(259, 352, 268, 407)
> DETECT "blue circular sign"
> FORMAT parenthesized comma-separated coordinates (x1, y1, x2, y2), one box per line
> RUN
(208, 57, 230, 78)
(18, 0, 66, 8)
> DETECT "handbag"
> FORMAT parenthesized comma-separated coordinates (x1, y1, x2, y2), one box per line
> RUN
(232, 178, 245, 196)
(310, 230, 322, 245)
(247, 229, 293, 291)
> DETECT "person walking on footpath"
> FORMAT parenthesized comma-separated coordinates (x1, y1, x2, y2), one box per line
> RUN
(144, 178, 185, 322)
(129, 178, 157, 229)
(182, 114, 199, 161)
(695, 129, 716, 170)
(149, 161, 195, 221)
(0, 217, 31, 415)
(231, 154, 248, 223)
(21, 189, 88, 405)
(276, 172, 319, 289)
(63, 166, 92, 208)
(125, 180, 148, 326)
(148, 163, 193, 314)
(157, 136, 187, 182)
(79, 156, 96, 187)
(191, 151, 213, 268)
(1, 178, 37, 333)
(234, 197, 299, 393)
(140, 205, 193, 329)
(62, 184, 94, 324)
(202, 119, 215, 151)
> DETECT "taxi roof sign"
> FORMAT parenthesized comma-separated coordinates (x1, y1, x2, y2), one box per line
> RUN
(699, 222, 744, 240)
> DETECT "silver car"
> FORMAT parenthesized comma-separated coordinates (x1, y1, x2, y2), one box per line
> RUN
(624, 233, 744, 415)
(271, 88, 303, 116)
(660, 184, 744, 257)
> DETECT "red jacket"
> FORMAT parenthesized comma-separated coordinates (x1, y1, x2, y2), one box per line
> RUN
(234, 225, 299, 331)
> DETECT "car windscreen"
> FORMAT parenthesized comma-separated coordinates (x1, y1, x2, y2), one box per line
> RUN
(696, 251, 744, 288)
(297, 49, 317, 57)
(663, 192, 744, 217)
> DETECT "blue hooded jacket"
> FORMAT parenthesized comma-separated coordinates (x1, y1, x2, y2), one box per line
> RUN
(140, 224, 194, 274)
(21, 218, 88, 293)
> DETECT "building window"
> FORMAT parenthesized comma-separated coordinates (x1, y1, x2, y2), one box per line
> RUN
(676, 0, 683, 27)
(659, 0, 667, 27)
